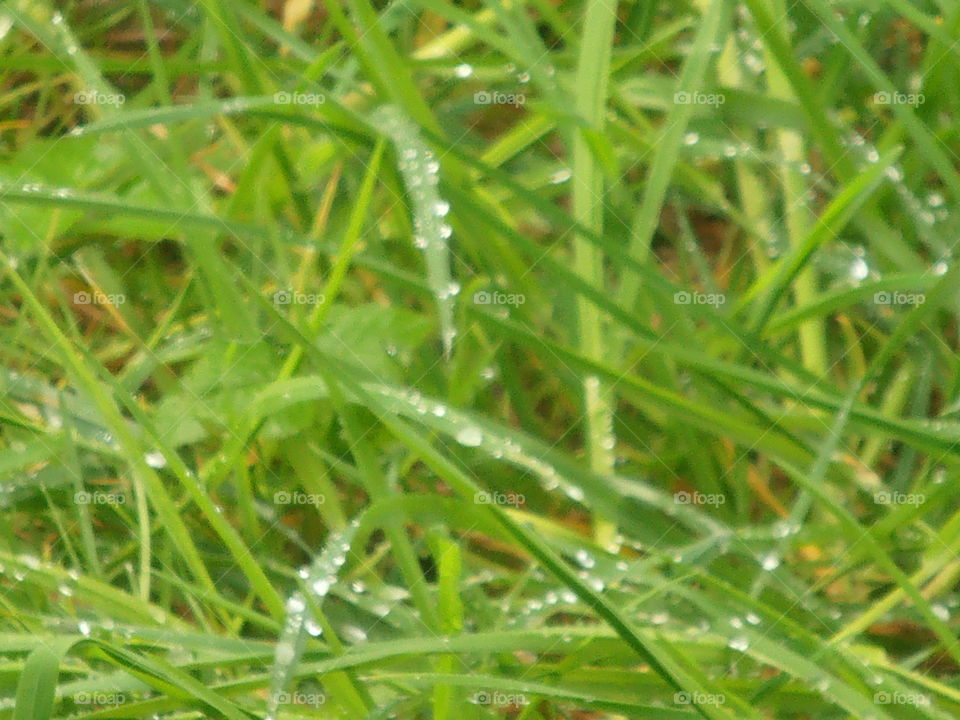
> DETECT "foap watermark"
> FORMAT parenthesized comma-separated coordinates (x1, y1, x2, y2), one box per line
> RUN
(73, 89, 125, 106)
(874, 691, 930, 706)
(874, 491, 925, 507)
(474, 91, 526, 107)
(874, 291, 925, 306)
(674, 91, 725, 107)
(474, 490, 525, 507)
(471, 691, 530, 706)
(273, 290, 326, 306)
(74, 490, 125, 506)
(675, 691, 726, 706)
(273, 691, 326, 707)
(274, 491, 326, 506)
(674, 490, 726, 507)
(74, 692, 126, 706)
(473, 290, 525, 307)
(874, 91, 925, 107)
(74, 290, 126, 306)
(273, 91, 325, 106)
(674, 291, 726, 307)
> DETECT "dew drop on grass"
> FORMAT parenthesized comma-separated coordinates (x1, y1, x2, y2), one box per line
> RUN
(729, 617, 743, 629)
(454, 63, 473, 78)
(78, 620, 91, 636)
(650, 612, 669, 625)
(927, 192, 945, 207)
(759, 553, 781, 571)
(374, 105, 457, 357)
(275, 642, 295, 665)
(305, 619, 323, 637)
(549, 168, 572, 184)
(932, 260, 948, 276)
(287, 596, 306, 613)
(574, 549, 596, 569)
(728, 636, 749, 651)
(849, 257, 869, 282)
(144, 451, 166, 468)
(683, 132, 700, 146)
(342, 625, 368, 643)
(745, 612, 761, 625)
(932, 604, 950, 621)
(456, 426, 483, 447)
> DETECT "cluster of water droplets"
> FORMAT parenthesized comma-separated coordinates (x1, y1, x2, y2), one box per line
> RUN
(374, 384, 587, 503)
(842, 130, 953, 278)
(266, 521, 359, 720)
(372, 106, 458, 357)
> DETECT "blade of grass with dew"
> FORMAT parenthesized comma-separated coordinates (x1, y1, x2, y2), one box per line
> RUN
(375, 105, 458, 357)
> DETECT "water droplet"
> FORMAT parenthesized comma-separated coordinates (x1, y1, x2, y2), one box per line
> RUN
(549, 168, 572, 184)
(651, 612, 669, 625)
(759, 553, 780, 571)
(455, 426, 483, 447)
(432, 404, 447, 417)
(433, 200, 450, 216)
(342, 625, 367, 643)
(78, 620, 91, 636)
(729, 617, 743, 629)
(311, 578, 331, 596)
(849, 257, 869, 281)
(144, 451, 166, 469)
(728, 635, 749, 651)
(927, 192, 944, 208)
(932, 604, 950, 621)
(574, 549, 596, 569)
(745, 612, 761, 625)
(287, 596, 306, 613)
(275, 642, 295, 664)
(454, 63, 473, 78)
(683, 132, 700, 146)
(932, 261, 948, 276)
(305, 619, 323, 636)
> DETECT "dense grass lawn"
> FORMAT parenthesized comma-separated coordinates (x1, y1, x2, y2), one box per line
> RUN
(2, 0, 960, 718)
